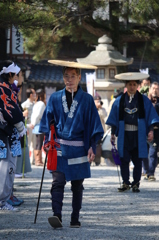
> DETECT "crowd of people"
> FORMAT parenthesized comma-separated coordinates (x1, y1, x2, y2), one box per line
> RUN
(1, 59, 159, 231)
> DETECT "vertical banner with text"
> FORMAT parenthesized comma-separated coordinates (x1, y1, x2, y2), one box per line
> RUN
(12, 25, 24, 54)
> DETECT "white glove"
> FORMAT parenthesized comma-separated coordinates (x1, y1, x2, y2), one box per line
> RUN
(14, 121, 25, 132)
(14, 121, 27, 137)
(19, 127, 27, 137)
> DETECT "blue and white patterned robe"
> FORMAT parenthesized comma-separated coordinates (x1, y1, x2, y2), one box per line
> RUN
(39, 86, 104, 181)
(106, 91, 159, 158)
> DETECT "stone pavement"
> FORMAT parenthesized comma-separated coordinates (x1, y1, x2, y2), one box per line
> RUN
(0, 164, 159, 240)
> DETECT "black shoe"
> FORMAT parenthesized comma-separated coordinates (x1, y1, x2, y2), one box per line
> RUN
(95, 162, 100, 166)
(143, 174, 149, 180)
(148, 175, 156, 181)
(132, 185, 140, 193)
(54, 214, 62, 223)
(70, 218, 81, 228)
(118, 183, 130, 192)
(48, 216, 63, 229)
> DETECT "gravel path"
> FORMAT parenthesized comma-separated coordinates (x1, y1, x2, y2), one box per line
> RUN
(0, 164, 159, 240)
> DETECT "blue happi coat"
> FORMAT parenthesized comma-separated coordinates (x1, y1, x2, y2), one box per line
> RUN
(0, 79, 23, 158)
(39, 86, 104, 181)
(106, 91, 159, 158)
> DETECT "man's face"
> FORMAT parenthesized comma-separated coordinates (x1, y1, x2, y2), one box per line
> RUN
(63, 68, 81, 92)
(126, 81, 138, 95)
(141, 79, 150, 87)
(149, 84, 159, 97)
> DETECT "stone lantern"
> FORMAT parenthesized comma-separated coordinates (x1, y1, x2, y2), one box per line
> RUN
(77, 35, 133, 111)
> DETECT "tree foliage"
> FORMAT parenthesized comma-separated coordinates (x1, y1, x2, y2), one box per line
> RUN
(119, 0, 159, 61)
(0, 0, 159, 61)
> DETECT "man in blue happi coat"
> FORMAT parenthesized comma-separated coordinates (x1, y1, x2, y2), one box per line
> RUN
(39, 60, 104, 228)
(106, 72, 159, 193)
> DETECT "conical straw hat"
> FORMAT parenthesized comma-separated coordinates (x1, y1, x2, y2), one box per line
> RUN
(48, 60, 97, 69)
(115, 72, 149, 81)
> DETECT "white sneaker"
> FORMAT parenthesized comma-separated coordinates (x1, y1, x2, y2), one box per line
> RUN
(15, 174, 23, 178)
(15, 173, 26, 178)
(0, 202, 18, 211)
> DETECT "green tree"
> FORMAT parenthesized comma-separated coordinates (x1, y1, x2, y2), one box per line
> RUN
(119, 0, 159, 62)
(0, 0, 159, 61)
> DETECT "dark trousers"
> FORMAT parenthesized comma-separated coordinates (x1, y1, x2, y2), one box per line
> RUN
(120, 147, 142, 187)
(149, 145, 158, 175)
(142, 158, 149, 175)
(142, 145, 158, 176)
(50, 171, 84, 220)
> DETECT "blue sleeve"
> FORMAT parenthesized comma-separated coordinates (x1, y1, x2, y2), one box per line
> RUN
(39, 94, 54, 135)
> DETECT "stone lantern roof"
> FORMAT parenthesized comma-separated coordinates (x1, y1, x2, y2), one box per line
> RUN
(77, 35, 133, 66)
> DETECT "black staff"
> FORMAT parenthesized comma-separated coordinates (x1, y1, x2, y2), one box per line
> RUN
(34, 152, 48, 224)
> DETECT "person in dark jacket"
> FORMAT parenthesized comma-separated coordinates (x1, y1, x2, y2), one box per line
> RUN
(143, 82, 159, 181)
(0, 60, 26, 211)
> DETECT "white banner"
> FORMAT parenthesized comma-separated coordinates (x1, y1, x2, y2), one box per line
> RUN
(12, 26, 24, 54)
(86, 72, 96, 96)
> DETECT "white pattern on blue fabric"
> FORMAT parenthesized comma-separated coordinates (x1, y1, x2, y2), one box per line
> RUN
(0, 140, 7, 158)
(68, 100, 78, 118)
(0, 140, 5, 147)
(11, 129, 20, 140)
(0, 148, 7, 158)
(10, 128, 22, 157)
(11, 140, 22, 157)
(62, 95, 69, 113)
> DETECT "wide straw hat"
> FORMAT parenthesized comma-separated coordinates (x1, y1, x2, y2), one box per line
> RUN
(48, 60, 97, 69)
(115, 72, 149, 81)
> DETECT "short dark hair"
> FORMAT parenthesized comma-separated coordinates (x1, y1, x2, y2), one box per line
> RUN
(125, 80, 140, 85)
(26, 88, 34, 98)
(63, 67, 81, 75)
(150, 81, 159, 88)
(141, 77, 151, 83)
(36, 88, 45, 102)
